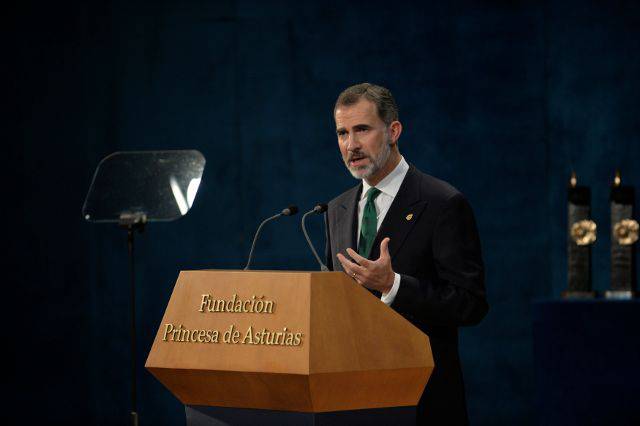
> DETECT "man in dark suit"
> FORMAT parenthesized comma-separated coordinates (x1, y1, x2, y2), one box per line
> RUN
(325, 83, 488, 425)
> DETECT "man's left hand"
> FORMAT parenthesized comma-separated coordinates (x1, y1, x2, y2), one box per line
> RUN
(336, 237, 395, 293)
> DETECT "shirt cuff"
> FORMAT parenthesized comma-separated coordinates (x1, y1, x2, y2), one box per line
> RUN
(381, 273, 401, 306)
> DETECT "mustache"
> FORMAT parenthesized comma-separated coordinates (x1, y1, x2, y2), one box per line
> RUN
(347, 151, 368, 161)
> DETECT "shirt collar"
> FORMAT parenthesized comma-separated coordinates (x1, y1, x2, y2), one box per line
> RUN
(361, 156, 409, 200)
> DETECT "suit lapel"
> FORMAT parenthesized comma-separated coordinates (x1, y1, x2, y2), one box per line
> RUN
(336, 184, 362, 258)
(369, 166, 427, 260)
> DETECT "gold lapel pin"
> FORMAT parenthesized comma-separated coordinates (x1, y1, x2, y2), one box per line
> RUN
(406, 213, 414, 221)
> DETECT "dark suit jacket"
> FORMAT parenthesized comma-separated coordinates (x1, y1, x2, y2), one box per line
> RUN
(325, 165, 488, 425)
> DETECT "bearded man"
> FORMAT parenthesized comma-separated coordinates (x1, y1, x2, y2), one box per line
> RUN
(325, 83, 488, 425)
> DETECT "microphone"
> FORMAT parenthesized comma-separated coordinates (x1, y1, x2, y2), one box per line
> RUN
(244, 205, 298, 270)
(301, 203, 329, 271)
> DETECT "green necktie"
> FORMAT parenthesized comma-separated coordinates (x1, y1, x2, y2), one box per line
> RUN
(358, 187, 382, 258)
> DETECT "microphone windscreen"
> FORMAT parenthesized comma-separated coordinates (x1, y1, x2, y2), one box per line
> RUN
(314, 203, 328, 213)
(282, 205, 299, 216)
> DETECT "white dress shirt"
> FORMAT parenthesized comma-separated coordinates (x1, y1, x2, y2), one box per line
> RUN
(357, 156, 409, 305)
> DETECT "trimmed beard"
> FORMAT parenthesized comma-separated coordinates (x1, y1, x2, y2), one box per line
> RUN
(347, 136, 392, 180)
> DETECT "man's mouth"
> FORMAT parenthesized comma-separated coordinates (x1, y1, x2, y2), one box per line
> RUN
(349, 154, 368, 168)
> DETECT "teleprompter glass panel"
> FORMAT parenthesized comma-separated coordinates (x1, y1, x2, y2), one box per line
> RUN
(82, 150, 206, 223)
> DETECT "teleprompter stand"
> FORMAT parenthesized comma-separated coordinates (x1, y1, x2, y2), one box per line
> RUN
(120, 212, 146, 426)
(83, 150, 206, 425)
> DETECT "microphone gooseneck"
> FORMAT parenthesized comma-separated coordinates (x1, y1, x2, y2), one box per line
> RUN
(301, 203, 329, 271)
(244, 205, 299, 270)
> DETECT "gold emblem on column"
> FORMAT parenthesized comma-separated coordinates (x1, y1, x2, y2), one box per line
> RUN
(571, 220, 597, 246)
(613, 219, 639, 246)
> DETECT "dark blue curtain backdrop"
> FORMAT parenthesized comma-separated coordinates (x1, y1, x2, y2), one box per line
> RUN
(12, 1, 639, 425)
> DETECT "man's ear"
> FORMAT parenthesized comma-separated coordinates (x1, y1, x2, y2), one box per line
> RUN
(389, 121, 402, 145)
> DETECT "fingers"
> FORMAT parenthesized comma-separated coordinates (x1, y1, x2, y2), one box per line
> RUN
(345, 248, 371, 267)
(337, 253, 365, 277)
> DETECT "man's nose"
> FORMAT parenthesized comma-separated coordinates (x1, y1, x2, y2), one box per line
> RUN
(346, 132, 360, 151)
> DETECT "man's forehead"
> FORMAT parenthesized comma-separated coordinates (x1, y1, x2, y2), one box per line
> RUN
(334, 99, 380, 127)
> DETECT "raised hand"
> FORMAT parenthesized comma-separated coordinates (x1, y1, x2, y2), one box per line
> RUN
(336, 237, 395, 293)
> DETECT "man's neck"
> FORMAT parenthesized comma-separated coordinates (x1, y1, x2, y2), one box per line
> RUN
(364, 151, 401, 187)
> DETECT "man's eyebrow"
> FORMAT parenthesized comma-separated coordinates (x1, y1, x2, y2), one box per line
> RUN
(353, 124, 372, 130)
(336, 124, 372, 133)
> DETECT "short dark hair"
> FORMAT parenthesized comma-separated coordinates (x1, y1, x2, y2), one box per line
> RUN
(334, 83, 399, 125)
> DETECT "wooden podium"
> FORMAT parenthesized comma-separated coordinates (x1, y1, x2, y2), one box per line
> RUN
(146, 270, 433, 425)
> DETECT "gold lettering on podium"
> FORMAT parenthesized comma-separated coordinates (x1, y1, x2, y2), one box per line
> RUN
(198, 294, 275, 314)
(162, 292, 303, 347)
(242, 326, 303, 346)
(161, 323, 303, 346)
(163, 323, 220, 343)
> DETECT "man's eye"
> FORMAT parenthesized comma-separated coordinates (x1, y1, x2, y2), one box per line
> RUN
(356, 128, 369, 133)
(337, 131, 346, 136)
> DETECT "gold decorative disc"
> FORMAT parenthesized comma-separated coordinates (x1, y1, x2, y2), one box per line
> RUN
(571, 220, 597, 246)
(613, 219, 639, 246)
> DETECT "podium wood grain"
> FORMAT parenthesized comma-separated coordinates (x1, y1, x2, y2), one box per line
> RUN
(145, 270, 433, 412)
